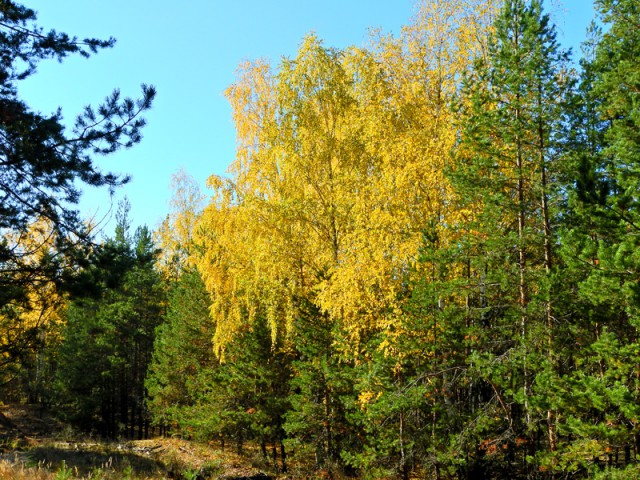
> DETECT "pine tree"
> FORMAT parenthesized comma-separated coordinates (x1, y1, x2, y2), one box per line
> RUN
(284, 306, 358, 475)
(450, 0, 573, 473)
(0, 1, 155, 311)
(56, 202, 164, 438)
(555, 0, 640, 472)
(146, 269, 218, 437)
(215, 316, 293, 471)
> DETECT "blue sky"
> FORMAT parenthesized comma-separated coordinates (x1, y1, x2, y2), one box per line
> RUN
(21, 0, 596, 234)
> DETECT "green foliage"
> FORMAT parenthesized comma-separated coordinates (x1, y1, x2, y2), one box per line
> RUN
(55, 202, 165, 438)
(591, 464, 640, 480)
(442, 0, 575, 475)
(146, 268, 218, 437)
(551, 0, 640, 473)
(284, 308, 359, 475)
(53, 461, 73, 480)
(215, 316, 292, 461)
(147, 268, 292, 473)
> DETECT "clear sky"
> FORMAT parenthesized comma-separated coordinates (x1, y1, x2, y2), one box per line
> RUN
(20, 0, 596, 235)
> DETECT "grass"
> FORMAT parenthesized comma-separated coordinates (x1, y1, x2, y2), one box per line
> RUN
(0, 435, 365, 479)
(0, 459, 165, 479)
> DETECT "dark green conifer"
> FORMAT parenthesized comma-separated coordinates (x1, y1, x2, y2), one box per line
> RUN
(146, 269, 218, 437)
(556, 0, 640, 472)
(56, 202, 164, 438)
(450, 0, 573, 473)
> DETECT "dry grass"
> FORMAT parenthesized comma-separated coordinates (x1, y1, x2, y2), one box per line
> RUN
(0, 459, 51, 479)
(0, 404, 218, 479)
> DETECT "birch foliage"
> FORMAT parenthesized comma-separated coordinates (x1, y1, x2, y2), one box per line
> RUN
(195, 0, 498, 353)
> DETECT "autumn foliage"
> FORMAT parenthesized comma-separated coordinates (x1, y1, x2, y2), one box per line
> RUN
(3, 0, 640, 478)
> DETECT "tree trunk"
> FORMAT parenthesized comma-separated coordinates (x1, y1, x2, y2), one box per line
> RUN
(280, 442, 287, 473)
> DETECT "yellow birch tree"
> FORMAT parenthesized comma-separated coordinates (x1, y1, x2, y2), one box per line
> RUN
(155, 169, 206, 280)
(195, 0, 499, 356)
(0, 218, 66, 398)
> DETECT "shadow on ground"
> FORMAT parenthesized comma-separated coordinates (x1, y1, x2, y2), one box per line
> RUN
(25, 445, 165, 477)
